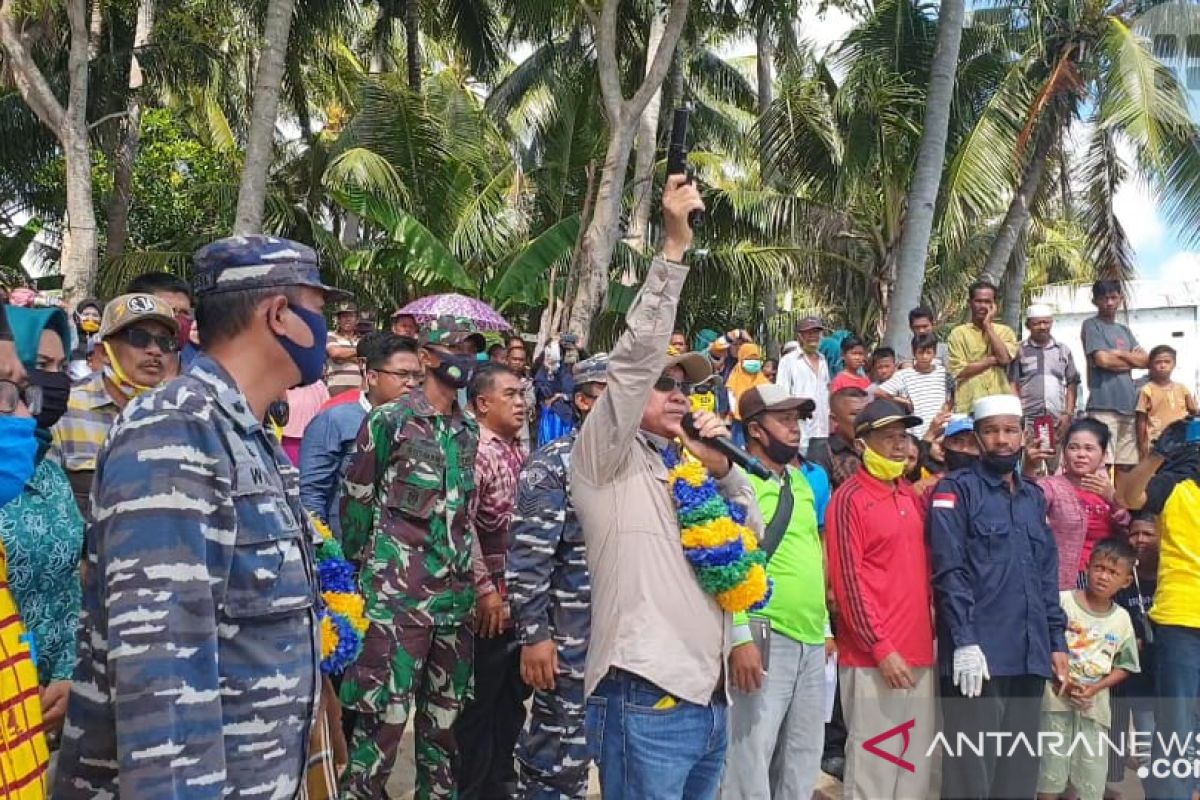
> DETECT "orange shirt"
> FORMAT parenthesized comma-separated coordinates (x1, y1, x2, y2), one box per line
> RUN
(1137, 381, 1195, 443)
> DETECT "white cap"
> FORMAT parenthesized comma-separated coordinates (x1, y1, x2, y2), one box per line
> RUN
(782, 340, 800, 355)
(972, 394, 1024, 421)
(1025, 303, 1054, 320)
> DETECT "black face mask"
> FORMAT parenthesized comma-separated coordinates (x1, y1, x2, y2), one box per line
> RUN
(267, 400, 290, 428)
(431, 352, 475, 390)
(981, 449, 1022, 476)
(905, 466, 923, 483)
(756, 428, 800, 466)
(28, 369, 70, 430)
(943, 449, 978, 472)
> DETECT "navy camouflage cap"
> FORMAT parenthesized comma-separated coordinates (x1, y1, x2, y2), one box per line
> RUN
(191, 235, 351, 299)
(418, 314, 480, 347)
(573, 352, 609, 386)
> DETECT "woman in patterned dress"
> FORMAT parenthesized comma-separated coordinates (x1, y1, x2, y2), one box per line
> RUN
(0, 306, 84, 736)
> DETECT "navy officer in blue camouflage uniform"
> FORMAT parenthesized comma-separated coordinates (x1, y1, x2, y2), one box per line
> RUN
(56, 236, 346, 799)
(506, 353, 608, 800)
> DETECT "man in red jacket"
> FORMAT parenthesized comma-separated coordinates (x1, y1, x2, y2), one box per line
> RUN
(826, 398, 937, 799)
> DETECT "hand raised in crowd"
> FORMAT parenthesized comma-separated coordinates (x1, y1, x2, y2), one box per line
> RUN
(661, 174, 705, 263)
(878, 651, 916, 691)
(40, 679, 70, 732)
(475, 591, 508, 639)
(1078, 471, 1116, 504)
(924, 409, 952, 442)
(679, 410, 733, 478)
(520, 640, 558, 692)
(824, 637, 837, 662)
(1022, 431, 1055, 476)
(729, 641, 765, 693)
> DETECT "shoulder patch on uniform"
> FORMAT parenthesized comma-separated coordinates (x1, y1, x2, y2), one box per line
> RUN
(932, 492, 956, 509)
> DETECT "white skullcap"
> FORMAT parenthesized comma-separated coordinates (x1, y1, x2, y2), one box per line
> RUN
(972, 394, 1024, 421)
(1025, 303, 1054, 320)
(782, 340, 800, 355)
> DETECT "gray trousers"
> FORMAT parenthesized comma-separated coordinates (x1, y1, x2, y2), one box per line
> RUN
(842, 665, 936, 800)
(721, 635, 826, 800)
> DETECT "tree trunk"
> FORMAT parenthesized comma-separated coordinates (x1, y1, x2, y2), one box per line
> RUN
(89, 0, 102, 58)
(233, 0, 296, 235)
(626, 9, 667, 255)
(884, 0, 965, 352)
(565, 0, 691, 347)
(340, 212, 361, 248)
(756, 16, 779, 356)
(0, 0, 98, 304)
(1001, 232, 1029, 329)
(104, 0, 154, 262)
(981, 124, 1055, 326)
(404, 0, 420, 92)
(756, 17, 774, 169)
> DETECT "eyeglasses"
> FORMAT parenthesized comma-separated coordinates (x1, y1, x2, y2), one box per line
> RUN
(653, 375, 694, 396)
(117, 327, 180, 353)
(0, 380, 42, 416)
(374, 368, 425, 385)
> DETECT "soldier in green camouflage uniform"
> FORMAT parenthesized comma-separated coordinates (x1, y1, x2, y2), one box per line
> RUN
(339, 315, 482, 799)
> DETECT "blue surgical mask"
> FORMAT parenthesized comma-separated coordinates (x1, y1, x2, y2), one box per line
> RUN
(0, 417, 37, 505)
(277, 305, 328, 387)
(743, 359, 763, 374)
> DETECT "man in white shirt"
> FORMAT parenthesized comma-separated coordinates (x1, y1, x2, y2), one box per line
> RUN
(777, 316, 831, 464)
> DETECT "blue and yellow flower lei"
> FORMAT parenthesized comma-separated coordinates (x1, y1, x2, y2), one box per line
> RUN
(309, 514, 369, 674)
(664, 448, 773, 613)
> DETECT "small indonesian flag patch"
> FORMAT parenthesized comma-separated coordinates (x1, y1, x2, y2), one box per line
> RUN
(932, 492, 957, 509)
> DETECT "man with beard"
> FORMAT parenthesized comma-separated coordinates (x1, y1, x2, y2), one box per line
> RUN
(507, 354, 608, 800)
(722, 384, 831, 800)
(339, 315, 483, 798)
(929, 394, 1069, 800)
(53, 293, 178, 513)
(56, 236, 335, 799)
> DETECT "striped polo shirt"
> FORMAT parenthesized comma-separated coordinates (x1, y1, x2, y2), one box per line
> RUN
(52, 371, 121, 474)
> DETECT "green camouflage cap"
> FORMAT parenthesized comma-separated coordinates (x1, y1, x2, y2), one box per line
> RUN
(418, 314, 480, 347)
(192, 235, 351, 299)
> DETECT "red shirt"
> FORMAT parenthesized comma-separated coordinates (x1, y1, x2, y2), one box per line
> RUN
(830, 371, 872, 394)
(1076, 487, 1112, 568)
(826, 468, 935, 667)
(319, 388, 361, 412)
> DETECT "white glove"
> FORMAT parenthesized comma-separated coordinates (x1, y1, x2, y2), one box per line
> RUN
(952, 645, 990, 698)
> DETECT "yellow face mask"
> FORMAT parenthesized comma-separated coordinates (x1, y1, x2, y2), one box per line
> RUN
(101, 341, 155, 397)
(80, 319, 100, 334)
(862, 444, 906, 482)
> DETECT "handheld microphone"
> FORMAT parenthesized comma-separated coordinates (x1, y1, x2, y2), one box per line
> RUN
(681, 412, 771, 480)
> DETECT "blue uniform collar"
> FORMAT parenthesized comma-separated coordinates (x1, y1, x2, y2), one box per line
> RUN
(188, 353, 264, 435)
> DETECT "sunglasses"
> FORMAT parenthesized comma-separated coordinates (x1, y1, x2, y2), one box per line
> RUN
(0, 380, 42, 416)
(117, 327, 180, 353)
(654, 375, 694, 396)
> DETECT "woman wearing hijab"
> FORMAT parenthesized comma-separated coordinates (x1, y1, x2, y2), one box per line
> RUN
(0, 306, 83, 738)
(726, 341, 770, 446)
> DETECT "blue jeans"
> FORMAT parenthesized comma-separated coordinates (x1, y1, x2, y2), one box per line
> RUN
(585, 670, 728, 800)
(1151, 624, 1200, 800)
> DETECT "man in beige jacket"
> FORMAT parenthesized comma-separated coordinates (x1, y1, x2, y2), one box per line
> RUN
(570, 175, 765, 800)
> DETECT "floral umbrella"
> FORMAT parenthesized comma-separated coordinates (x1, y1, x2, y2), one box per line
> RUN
(397, 293, 511, 331)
